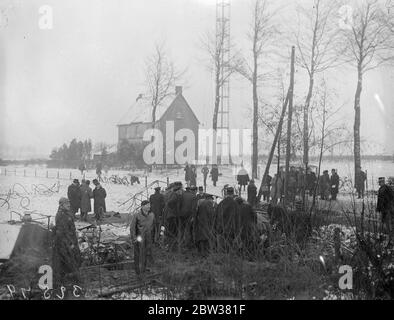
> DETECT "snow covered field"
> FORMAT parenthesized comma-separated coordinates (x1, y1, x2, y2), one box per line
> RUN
(0, 166, 242, 224)
(1, 159, 393, 224)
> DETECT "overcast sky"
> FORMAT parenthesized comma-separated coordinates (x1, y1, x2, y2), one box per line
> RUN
(0, 0, 393, 159)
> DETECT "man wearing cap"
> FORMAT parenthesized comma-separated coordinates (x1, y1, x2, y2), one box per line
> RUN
(194, 194, 216, 256)
(92, 179, 107, 220)
(376, 177, 394, 236)
(236, 196, 258, 258)
(215, 186, 241, 252)
(164, 182, 183, 251)
(247, 179, 257, 207)
(52, 197, 81, 288)
(150, 186, 165, 244)
(130, 200, 155, 274)
(80, 180, 93, 222)
(67, 179, 82, 217)
(179, 186, 197, 248)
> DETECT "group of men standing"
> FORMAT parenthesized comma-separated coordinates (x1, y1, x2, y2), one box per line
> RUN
(67, 178, 107, 221)
(129, 181, 260, 273)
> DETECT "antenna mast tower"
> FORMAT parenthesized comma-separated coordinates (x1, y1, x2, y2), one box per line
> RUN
(216, 0, 231, 164)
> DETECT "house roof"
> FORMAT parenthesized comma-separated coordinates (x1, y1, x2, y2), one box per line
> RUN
(117, 95, 174, 126)
(117, 93, 199, 126)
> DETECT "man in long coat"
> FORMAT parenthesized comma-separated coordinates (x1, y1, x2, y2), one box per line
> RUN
(236, 197, 258, 258)
(215, 187, 241, 252)
(130, 200, 155, 274)
(67, 179, 81, 217)
(194, 194, 216, 256)
(92, 179, 107, 220)
(376, 177, 394, 236)
(237, 165, 250, 194)
(179, 186, 197, 248)
(52, 197, 81, 288)
(164, 182, 183, 251)
(150, 186, 165, 244)
(210, 164, 219, 187)
(330, 169, 340, 201)
(80, 180, 93, 221)
(247, 179, 257, 207)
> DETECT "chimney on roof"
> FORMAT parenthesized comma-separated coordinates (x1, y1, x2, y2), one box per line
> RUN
(175, 86, 182, 95)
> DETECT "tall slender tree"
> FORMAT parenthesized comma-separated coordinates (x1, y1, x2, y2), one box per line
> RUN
(237, 0, 279, 179)
(340, 0, 394, 184)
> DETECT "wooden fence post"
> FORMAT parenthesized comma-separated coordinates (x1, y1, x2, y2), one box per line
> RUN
(167, 176, 169, 187)
(145, 176, 148, 188)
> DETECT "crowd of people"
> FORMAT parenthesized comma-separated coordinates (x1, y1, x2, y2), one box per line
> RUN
(258, 167, 346, 204)
(51, 163, 392, 285)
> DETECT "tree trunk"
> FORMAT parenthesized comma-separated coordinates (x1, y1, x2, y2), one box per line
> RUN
(284, 46, 295, 204)
(303, 75, 314, 206)
(354, 64, 363, 184)
(252, 54, 258, 179)
(212, 69, 221, 165)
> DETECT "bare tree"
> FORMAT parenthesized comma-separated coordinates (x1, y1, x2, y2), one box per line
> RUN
(340, 0, 394, 183)
(236, 0, 280, 179)
(145, 43, 184, 129)
(292, 0, 343, 202)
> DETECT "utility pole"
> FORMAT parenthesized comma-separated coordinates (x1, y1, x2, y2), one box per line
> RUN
(284, 46, 295, 205)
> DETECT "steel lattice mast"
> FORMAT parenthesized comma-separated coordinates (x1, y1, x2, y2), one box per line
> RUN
(216, 0, 231, 164)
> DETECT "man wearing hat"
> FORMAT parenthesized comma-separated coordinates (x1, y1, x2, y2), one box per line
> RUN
(377, 177, 394, 236)
(179, 185, 197, 249)
(330, 169, 340, 201)
(130, 200, 155, 274)
(92, 179, 107, 220)
(164, 182, 183, 251)
(150, 186, 165, 244)
(67, 179, 82, 217)
(215, 186, 241, 252)
(52, 197, 81, 288)
(80, 180, 93, 222)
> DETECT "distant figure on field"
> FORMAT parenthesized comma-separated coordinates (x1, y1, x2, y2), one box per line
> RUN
(96, 162, 103, 182)
(355, 168, 367, 199)
(78, 162, 86, 178)
(210, 164, 219, 187)
(190, 164, 197, 187)
(237, 165, 250, 194)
